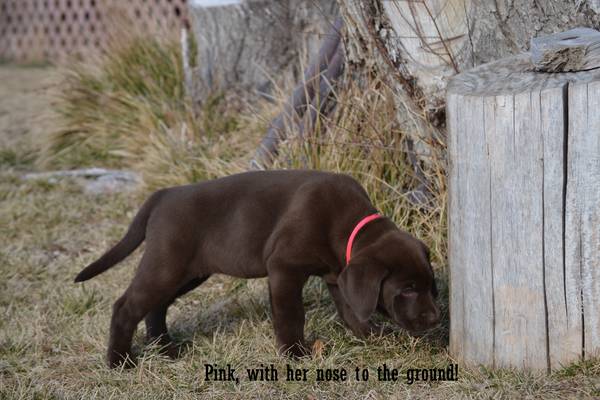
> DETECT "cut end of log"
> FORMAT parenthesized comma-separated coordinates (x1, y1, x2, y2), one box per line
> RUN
(531, 27, 600, 73)
(189, 0, 241, 7)
(448, 53, 600, 97)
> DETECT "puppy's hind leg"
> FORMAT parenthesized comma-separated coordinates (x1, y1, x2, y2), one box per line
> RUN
(144, 276, 209, 357)
(107, 250, 189, 368)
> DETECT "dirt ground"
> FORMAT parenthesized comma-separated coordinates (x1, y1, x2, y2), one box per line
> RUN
(0, 64, 57, 151)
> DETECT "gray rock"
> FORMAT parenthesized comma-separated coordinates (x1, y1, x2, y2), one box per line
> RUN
(22, 168, 142, 194)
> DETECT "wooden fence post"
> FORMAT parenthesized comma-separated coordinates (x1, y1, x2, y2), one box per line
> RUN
(447, 28, 600, 370)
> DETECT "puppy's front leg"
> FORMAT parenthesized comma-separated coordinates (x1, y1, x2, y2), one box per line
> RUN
(267, 268, 309, 357)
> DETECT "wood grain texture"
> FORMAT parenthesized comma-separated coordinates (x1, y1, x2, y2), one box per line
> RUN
(447, 53, 600, 97)
(447, 55, 600, 369)
(581, 82, 600, 358)
(531, 28, 600, 72)
(567, 81, 600, 360)
(487, 92, 547, 369)
(447, 92, 464, 361)
(540, 85, 581, 369)
(380, 0, 470, 94)
(447, 94, 494, 366)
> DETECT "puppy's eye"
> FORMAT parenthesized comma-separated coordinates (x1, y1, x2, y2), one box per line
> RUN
(401, 283, 417, 295)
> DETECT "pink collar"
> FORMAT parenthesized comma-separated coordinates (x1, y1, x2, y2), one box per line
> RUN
(345, 213, 382, 266)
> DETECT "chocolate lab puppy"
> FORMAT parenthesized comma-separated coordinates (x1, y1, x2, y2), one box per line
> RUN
(75, 170, 440, 368)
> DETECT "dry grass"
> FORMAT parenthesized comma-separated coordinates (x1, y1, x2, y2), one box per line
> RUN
(39, 32, 259, 190)
(0, 65, 57, 170)
(2, 171, 599, 399)
(271, 77, 447, 267)
(2, 29, 600, 399)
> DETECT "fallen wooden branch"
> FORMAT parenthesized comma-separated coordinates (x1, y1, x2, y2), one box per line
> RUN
(250, 16, 344, 169)
(298, 40, 345, 139)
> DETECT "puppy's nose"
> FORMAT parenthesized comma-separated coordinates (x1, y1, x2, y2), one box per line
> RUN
(421, 311, 440, 326)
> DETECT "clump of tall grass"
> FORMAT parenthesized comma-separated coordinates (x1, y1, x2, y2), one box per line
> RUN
(41, 30, 255, 189)
(43, 35, 184, 166)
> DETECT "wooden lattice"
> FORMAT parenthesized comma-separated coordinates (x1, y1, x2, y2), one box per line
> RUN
(0, 0, 188, 62)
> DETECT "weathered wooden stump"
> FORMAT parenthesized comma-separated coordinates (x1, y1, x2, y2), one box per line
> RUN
(447, 28, 600, 370)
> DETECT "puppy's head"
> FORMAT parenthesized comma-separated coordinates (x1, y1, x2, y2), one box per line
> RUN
(337, 230, 440, 335)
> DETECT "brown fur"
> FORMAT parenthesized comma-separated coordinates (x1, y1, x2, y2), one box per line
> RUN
(75, 170, 440, 368)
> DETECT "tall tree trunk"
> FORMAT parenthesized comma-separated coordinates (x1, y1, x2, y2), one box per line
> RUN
(337, 0, 600, 166)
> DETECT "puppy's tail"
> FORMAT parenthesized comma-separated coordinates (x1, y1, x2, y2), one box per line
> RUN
(74, 190, 164, 283)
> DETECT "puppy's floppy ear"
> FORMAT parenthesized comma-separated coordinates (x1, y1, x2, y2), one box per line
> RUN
(431, 277, 439, 298)
(337, 259, 388, 322)
(420, 241, 438, 298)
(420, 241, 431, 263)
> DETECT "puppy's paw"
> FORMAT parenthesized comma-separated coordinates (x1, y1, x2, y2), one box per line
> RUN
(348, 321, 394, 338)
(147, 335, 181, 359)
(281, 342, 311, 359)
(369, 323, 395, 337)
(107, 350, 137, 369)
(160, 343, 181, 359)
